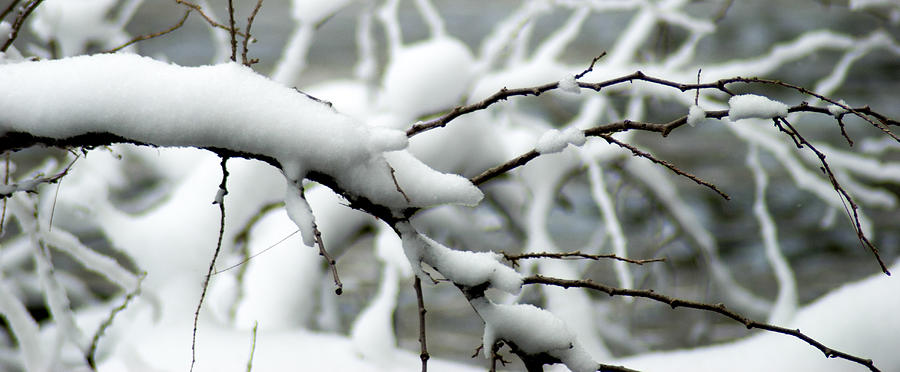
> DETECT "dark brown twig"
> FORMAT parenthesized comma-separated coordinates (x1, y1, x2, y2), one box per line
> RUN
(575, 51, 607, 79)
(174, 0, 249, 38)
(103, 10, 191, 53)
(302, 188, 343, 294)
(414, 277, 430, 372)
(501, 251, 665, 268)
(241, 0, 264, 66)
(599, 134, 730, 200)
(191, 156, 230, 372)
(525, 275, 882, 372)
(227, 0, 237, 62)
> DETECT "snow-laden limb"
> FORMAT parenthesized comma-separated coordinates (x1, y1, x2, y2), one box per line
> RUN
(535, 127, 586, 154)
(397, 222, 522, 294)
(0, 279, 44, 372)
(728, 94, 789, 121)
(0, 54, 482, 211)
(472, 297, 597, 372)
(746, 145, 797, 325)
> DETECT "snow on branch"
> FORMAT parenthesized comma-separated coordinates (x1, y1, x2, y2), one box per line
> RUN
(0, 54, 482, 214)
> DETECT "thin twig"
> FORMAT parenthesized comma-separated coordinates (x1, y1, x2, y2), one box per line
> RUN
(241, 0, 264, 66)
(414, 277, 430, 372)
(174, 0, 249, 38)
(524, 275, 882, 372)
(227, 0, 237, 62)
(574, 51, 607, 79)
(501, 251, 665, 268)
(599, 134, 730, 200)
(303, 188, 343, 295)
(191, 156, 230, 372)
(772, 117, 889, 275)
(103, 10, 191, 53)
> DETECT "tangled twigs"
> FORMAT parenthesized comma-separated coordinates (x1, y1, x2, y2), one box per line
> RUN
(525, 275, 882, 372)
(501, 251, 665, 268)
(772, 117, 889, 275)
(598, 134, 730, 200)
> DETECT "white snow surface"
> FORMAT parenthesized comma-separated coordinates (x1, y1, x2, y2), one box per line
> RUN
(558, 74, 581, 94)
(472, 297, 597, 372)
(827, 99, 849, 116)
(0, 54, 482, 209)
(727, 94, 789, 121)
(397, 222, 522, 294)
(536, 127, 587, 154)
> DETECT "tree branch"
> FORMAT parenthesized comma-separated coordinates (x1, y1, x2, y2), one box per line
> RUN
(524, 275, 882, 372)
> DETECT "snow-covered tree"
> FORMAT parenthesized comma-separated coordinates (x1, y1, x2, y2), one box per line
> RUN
(0, 0, 898, 371)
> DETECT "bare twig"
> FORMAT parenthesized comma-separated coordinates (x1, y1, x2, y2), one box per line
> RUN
(227, 0, 237, 61)
(599, 134, 730, 200)
(241, 0, 264, 66)
(103, 10, 191, 53)
(174, 0, 249, 38)
(502, 251, 665, 268)
(191, 156, 230, 372)
(575, 51, 607, 79)
(414, 277, 429, 372)
(302, 188, 343, 295)
(525, 275, 882, 372)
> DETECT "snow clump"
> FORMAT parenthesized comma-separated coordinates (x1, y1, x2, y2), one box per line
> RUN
(687, 104, 706, 126)
(536, 127, 587, 154)
(558, 74, 581, 94)
(728, 94, 789, 121)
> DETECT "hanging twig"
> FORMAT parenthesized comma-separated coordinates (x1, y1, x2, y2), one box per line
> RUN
(191, 156, 230, 372)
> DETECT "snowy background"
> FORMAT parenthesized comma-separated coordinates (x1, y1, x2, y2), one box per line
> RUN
(0, 0, 899, 371)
